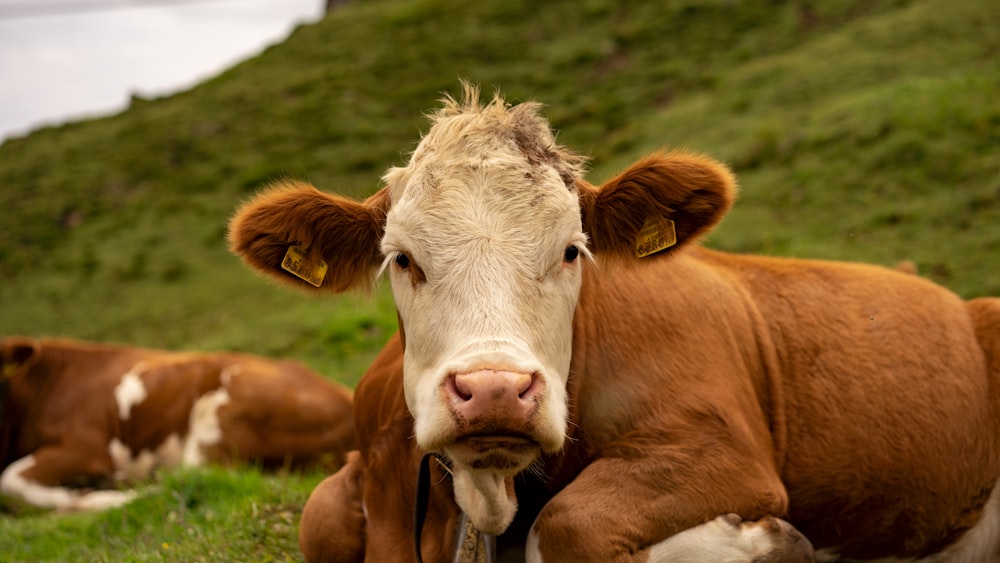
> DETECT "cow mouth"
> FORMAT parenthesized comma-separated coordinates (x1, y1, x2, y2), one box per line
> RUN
(445, 433, 540, 471)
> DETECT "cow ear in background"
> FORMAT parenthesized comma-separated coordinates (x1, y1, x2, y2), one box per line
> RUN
(578, 151, 737, 259)
(1, 337, 40, 378)
(228, 183, 391, 293)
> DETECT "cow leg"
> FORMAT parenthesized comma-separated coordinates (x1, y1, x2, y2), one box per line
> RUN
(525, 455, 799, 563)
(299, 450, 366, 563)
(646, 513, 812, 562)
(527, 512, 812, 563)
(0, 447, 135, 511)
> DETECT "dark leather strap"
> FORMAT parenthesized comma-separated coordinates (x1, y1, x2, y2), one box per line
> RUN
(414, 452, 435, 563)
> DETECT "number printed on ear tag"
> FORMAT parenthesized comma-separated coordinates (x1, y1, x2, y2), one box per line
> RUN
(281, 245, 328, 287)
(635, 216, 677, 258)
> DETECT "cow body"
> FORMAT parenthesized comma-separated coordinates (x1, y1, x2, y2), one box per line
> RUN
(0, 338, 356, 511)
(229, 85, 1000, 561)
(300, 254, 1000, 562)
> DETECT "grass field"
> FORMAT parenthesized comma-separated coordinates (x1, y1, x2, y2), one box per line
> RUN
(1, 0, 998, 559)
(0, 466, 321, 562)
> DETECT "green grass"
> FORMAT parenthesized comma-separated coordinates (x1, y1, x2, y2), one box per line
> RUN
(1, 0, 998, 559)
(0, 467, 323, 562)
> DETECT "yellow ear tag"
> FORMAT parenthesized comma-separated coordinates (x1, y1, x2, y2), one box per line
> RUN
(635, 216, 677, 258)
(281, 245, 328, 288)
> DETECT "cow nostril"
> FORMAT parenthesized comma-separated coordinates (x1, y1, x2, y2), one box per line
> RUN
(518, 372, 540, 399)
(449, 374, 473, 401)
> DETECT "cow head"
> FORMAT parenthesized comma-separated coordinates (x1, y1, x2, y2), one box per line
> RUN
(1, 337, 40, 467)
(229, 84, 735, 533)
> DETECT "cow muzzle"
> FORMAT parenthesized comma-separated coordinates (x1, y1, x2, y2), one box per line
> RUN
(442, 368, 546, 472)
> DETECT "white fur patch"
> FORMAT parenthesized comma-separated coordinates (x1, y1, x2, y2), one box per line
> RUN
(114, 363, 148, 420)
(156, 433, 184, 469)
(647, 514, 790, 562)
(109, 438, 157, 482)
(451, 467, 517, 535)
(107, 434, 184, 483)
(526, 523, 543, 563)
(72, 488, 138, 511)
(0, 454, 136, 511)
(526, 513, 804, 562)
(181, 368, 235, 466)
(0, 455, 73, 508)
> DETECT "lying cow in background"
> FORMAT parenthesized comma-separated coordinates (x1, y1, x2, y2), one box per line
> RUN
(229, 83, 1000, 562)
(0, 337, 355, 511)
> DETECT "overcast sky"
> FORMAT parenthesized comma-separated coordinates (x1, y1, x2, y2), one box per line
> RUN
(0, 0, 324, 142)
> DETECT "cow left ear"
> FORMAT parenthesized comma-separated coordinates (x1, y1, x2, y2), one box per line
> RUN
(1, 337, 40, 379)
(579, 151, 737, 259)
(228, 183, 391, 293)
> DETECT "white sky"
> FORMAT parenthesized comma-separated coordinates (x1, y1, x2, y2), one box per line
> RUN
(0, 0, 324, 142)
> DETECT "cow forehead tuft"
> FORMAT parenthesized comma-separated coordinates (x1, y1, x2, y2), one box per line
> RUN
(382, 86, 588, 203)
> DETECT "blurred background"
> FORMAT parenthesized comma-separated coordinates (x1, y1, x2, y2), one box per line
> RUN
(1, 0, 998, 388)
(1, 0, 998, 559)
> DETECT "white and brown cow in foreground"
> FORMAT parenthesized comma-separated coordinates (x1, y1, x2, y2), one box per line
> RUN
(0, 337, 355, 511)
(230, 85, 1000, 561)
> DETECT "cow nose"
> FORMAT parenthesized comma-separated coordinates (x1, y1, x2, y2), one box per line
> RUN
(447, 369, 541, 423)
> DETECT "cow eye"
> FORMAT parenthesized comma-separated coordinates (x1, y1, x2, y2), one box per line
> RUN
(394, 253, 411, 269)
(563, 245, 580, 263)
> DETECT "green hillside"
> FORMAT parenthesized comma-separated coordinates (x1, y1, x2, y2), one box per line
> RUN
(1, 0, 998, 556)
(2, 0, 998, 384)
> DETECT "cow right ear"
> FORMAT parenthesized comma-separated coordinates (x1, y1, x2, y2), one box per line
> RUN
(579, 151, 737, 260)
(228, 183, 391, 293)
(1, 337, 40, 379)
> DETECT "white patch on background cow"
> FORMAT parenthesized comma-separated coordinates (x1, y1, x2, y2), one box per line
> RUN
(220, 364, 240, 386)
(0, 455, 73, 508)
(108, 434, 186, 483)
(114, 363, 149, 420)
(0, 454, 136, 511)
(156, 433, 184, 469)
(71, 488, 138, 511)
(182, 369, 235, 466)
(109, 438, 156, 482)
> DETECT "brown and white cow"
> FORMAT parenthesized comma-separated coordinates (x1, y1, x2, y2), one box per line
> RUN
(0, 337, 355, 511)
(229, 84, 1000, 561)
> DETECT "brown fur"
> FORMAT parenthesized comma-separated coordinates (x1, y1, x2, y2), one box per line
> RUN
(0, 337, 356, 506)
(301, 334, 463, 563)
(299, 451, 366, 563)
(578, 151, 737, 257)
(228, 183, 390, 293)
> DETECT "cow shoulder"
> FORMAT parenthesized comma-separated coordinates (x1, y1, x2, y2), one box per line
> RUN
(228, 183, 391, 292)
(579, 150, 736, 259)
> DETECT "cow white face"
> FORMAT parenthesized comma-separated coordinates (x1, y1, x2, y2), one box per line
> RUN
(382, 134, 585, 462)
(376, 94, 589, 531)
(229, 84, 738, 534)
